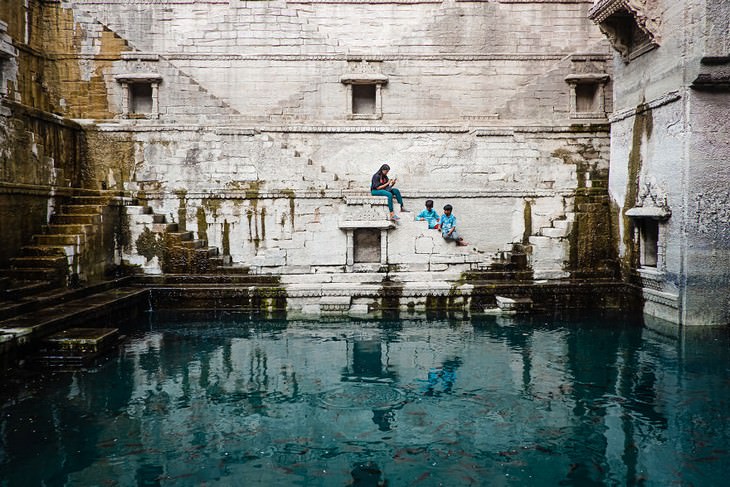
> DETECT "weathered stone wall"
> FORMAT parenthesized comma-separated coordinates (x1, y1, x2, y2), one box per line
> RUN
(602, 0, 730, 325)
(106, 126, 609, 276)
(0, 1, 90, 268)
(52, 0, 615, 280)
(1, 1, 617, 283)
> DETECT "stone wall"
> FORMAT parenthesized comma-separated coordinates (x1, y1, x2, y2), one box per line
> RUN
(1, 1, 618, 284)
(597, 0, 730, 325)
(0, 1, 91, 268)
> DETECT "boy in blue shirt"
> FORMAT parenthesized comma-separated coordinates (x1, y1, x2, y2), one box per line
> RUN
(416, 199, 440, 229)
(439, 204, 468, 246)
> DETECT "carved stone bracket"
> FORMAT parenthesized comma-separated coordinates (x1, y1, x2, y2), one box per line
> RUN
(626, 181, 671, 220)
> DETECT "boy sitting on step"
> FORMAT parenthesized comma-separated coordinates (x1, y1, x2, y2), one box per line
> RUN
(439, 204, 469, 246)
(416, 199, 440, 229)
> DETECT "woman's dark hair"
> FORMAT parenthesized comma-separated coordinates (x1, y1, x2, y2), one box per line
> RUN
(379, 164, 390, 174)
(425, 199, 434, 208)
(443, 204, 453, 211)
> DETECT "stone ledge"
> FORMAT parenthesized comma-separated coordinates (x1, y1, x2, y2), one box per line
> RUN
(134, 189, 576, 200)
(339, 220, 395, 230)
(609, 91, 681, 123)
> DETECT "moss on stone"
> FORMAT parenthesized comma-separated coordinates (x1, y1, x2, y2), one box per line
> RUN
(135, 227, 163, 261)
(620, 102, 652, 275)
(174, 189, 187, 231)
(196, 206, 208, 242)
(222, 219, 231, 256)
(522, 199, 533, 245)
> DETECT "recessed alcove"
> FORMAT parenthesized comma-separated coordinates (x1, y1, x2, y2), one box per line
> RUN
(114, 73, 162, 119)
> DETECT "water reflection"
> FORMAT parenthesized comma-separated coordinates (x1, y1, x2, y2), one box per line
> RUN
(0, 314, 728, 486)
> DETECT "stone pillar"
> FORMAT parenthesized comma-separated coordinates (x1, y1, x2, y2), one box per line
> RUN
(151, 82, 159, 118)
(346, 230, 354, 267)
(380, 229, 388, 265)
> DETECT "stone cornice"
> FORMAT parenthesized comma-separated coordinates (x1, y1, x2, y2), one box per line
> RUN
(90, 123, 609, 134)
(0, 182, 75, 197)
(609, 91, 681, 123)
(134, 189, 576, 200)
(57, 0, 593, 3)
(45, 53, 587, 62)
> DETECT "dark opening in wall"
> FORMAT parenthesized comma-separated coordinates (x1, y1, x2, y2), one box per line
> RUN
(639, 219, 659, 267)
(353, 84, 376, 115)
(130, 83, 153, 114)
(354, 228, 381, 263)
(576, 83, 599, 112)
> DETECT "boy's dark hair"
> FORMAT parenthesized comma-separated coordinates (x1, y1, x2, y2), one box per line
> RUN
(443, 204, 453, 211)
(425, 199, 434, 208)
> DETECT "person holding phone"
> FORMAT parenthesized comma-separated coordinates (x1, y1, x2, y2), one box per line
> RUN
(370, 163, 408, 221)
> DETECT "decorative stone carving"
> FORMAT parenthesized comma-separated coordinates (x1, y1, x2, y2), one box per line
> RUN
(589, 0, 661, 62)
(625, 180, 670, 220)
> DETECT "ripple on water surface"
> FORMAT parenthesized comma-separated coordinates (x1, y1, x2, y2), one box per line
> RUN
(0, 315, 729, 486)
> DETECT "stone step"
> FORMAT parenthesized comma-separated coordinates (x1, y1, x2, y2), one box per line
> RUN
(123, 205, 153, 215)
(20, 245, 70, 257)
(209, 255, 232, 267)
(196, 247, 219, 257)
(166, 231, 194, 242)
(1, 268, 66, 282)
(51, 214, 102, 226)
(553, 219, 572, 230)
(11, 256, 69, 269)
(33, 234, 85, 246)
(1, 280, 56, 302)
(179, 239, 207, 249)
(70, 196, 112, 205)
(216, 264, 249, 274)
(41, 327, 120, 354)
(541, 226, 569, 238)
(62, 204, 104, 215)
(45, 224, 94, 235)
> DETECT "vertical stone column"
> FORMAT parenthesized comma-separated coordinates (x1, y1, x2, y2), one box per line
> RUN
(380, 229, 388, 265)
(120, 83, 129, 117)
(346, 229, 354, 267)
(151, 82, 159, 118)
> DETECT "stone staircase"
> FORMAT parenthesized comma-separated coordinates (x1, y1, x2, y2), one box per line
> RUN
(3, 193, 123, 291)
(123, 204, 233, 274)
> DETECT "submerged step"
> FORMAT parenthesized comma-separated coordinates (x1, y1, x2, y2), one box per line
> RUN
(495, 296, 533, 313)
(34, 327, 123, 368)
(43, 327, 120, 353)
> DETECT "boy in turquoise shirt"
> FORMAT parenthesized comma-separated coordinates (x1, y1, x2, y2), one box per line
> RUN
(439, 204, 468, 246)
(416, 199, 440, 229)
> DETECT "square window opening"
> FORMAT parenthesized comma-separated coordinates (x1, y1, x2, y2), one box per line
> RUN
(352, 84, 376, 115)
(130, 83, 153, 114)
(639, 219, 659, 267)
(354, 228, 381, 263)
(576, 83, 599, 112)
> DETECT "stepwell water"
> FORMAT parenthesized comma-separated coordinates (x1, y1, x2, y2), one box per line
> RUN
(1, 313, 728, 485)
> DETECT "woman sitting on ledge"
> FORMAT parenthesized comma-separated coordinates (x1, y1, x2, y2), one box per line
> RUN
(371, 163, 408, 221)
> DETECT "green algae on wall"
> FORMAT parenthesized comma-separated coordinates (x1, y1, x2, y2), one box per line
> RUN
(174, 189, 187, 231)
(279, 189, 296, 229)
(222, 219, 230, 256)
(621, 103, 653, 274)
(196, 206, 208, 243)
(522, 199, 533, 245)
(84, 131, 135, 189)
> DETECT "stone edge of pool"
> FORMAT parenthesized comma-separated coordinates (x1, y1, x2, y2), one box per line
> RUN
(0, 272, 643, 370)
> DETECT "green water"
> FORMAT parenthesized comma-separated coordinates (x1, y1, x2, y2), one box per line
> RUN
(1, 313, 729, 486)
